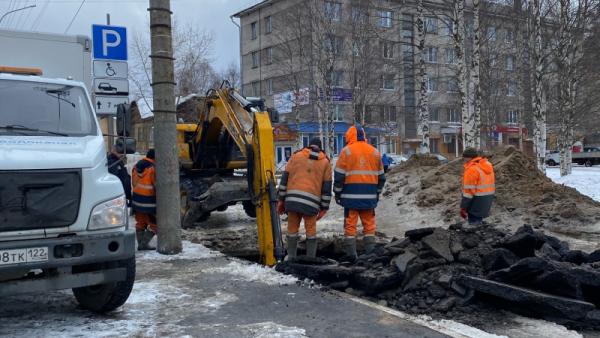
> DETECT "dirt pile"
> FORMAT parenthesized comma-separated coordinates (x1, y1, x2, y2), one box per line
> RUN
(385, 146, 600, 232)
(276, 224, 600, 329)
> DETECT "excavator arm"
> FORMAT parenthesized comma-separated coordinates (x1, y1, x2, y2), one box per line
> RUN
(176, 83, 284, 266)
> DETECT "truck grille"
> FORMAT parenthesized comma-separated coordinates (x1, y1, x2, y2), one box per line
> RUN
(0, 170, 81, 232)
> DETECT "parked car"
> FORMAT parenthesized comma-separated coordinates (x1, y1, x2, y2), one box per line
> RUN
(388, 154, 408, 167)
(546, 151, 560, 166)
(433, 154, 449, 164)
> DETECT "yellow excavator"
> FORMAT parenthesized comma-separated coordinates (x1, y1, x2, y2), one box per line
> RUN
(176, 81, 284, 266)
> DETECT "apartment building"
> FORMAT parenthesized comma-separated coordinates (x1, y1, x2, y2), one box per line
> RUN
(233, 0, 530, 161)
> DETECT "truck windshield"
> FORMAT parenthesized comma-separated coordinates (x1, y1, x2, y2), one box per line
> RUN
(0, 79, 96, 136)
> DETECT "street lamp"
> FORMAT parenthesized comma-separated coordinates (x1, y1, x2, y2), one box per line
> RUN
(0, 5, 37, 26)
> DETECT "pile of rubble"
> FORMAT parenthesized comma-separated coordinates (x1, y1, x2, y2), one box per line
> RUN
(384, 146, 600, 232)
(276, 224, 600, 329)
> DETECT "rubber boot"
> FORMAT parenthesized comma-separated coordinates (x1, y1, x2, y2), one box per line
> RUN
(286, 235, 298, 260)
(306, 238, 318, 258)
(342, 237, 358, 263)
(363, 236, 376, 254)
(138, 230, 156, 251)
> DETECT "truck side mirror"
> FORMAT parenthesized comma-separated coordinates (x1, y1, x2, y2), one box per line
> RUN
(116, 103, 132, 137)
(116, 137, 136, 154)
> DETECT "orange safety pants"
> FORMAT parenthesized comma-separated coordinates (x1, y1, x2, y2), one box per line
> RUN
(344, 209, 376, 237)
(135, 212, 157, 233)
(287, 211, 317, 239)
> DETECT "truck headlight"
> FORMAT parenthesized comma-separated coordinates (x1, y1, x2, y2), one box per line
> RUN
(88, 195, 127, 230)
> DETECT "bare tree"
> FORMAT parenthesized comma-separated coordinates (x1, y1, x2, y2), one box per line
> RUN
(531, 0, 548, 171)
(221, 61, 241, 90)
(416, 0, 431, 154)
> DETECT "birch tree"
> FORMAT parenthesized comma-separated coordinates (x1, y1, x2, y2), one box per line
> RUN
(468, 0, 482, 149)
(531, 0, 548, 172)
(453, 0, 470, 152)
(416, 0, 431, 154)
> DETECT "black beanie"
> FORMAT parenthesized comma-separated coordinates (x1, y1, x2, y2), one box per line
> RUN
(147, 149, 155, 159)
(309, 137, 322, 151)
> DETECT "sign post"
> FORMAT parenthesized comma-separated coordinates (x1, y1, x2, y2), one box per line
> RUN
(91, 24, 129, 116)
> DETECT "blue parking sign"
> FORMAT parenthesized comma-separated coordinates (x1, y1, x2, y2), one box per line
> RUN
(92, 24, 127, 60)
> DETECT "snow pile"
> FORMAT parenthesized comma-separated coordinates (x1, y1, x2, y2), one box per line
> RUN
(239, 322, 307, 338)
(547, 167, 600, 202)
(203, 260, 298, 286)
(140, 240, 222, 261)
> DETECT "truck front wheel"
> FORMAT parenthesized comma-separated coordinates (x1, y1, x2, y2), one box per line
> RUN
(585, 160, 593, 167)
(73, 257, 136, 313)
(243, 200, 257, 218)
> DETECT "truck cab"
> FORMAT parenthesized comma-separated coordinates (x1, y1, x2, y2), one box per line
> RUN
(0, 67, 135, 313)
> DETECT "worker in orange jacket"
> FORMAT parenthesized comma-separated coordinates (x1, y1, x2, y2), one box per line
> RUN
(277, 138, 332, 259)
(460, 147, 495, 225)
(334, 125, 385, 261)
(132, 149, 157, 250)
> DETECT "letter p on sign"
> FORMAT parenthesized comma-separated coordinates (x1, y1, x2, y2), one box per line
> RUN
(93, 24, 128, 61)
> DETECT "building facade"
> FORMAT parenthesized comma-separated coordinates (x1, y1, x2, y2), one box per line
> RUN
(233, 0, 531, 161)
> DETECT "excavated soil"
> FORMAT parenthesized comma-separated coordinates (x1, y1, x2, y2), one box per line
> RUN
(384, 146, 600, 234)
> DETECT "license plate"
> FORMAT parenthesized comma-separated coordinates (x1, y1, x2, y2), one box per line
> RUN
(0, 247, 49, 266)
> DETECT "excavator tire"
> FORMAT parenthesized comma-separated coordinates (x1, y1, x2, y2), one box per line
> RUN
(242, 200, 257, 218)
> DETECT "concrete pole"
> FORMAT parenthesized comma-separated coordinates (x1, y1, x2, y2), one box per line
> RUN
(106, 14, 115, 148)
(148, 0, 182, 254)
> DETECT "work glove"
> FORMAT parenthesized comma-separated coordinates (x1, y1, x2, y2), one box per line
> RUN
(317, 209, 327, 221)
(277, 200, 286, 215)
(460, 208, 468, 219)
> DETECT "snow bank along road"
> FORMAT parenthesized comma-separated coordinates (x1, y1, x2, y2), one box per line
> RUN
(546, 166, 600, 203)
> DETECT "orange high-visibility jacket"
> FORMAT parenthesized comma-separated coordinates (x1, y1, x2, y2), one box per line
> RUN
(132, 157, 156, 214)
(461, 157, 495, 218)
(334, 125, 385, 210)
(278, 147, 332, 216)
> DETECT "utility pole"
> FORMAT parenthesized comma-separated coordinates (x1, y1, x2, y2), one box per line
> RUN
(148, 0, 182, 254)
(106, 14, 115, 148)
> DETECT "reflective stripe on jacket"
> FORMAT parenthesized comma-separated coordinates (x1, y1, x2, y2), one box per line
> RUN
(460, 157, 495, 218)
(278, 147, 332, 216)
(334, 125, 385, 210)
(132, 157, 156, 214)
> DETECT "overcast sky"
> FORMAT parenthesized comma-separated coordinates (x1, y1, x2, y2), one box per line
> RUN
(0, 0, 262, 72)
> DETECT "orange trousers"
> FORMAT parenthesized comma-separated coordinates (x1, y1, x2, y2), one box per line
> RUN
(344, 209, 376, 237)
(287, 211, 317, 238)
(135, 212, 157, 233)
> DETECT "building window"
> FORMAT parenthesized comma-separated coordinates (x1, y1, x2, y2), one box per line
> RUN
(379, 10, 393, 28)
(251, 81, 260, 96)
(466, 20, 474, 38)
(426, 47, 438, 63)
(506, 55, 514, 71)
(382, 74, 395, 90)
(426, 76, 438, 92)
(352, 41, 362, 57)
(352, 7, 367, 23)
(331, 104, 343, 121)
(448, 108, 460, 123)
(442, 19, 453, 36)
(487, 26, 497, 42)
(425, 17, 438, 34)
(430, 107, 439, 121)
(324, 1, 342, 21)
(330, 70, 344, 87)
(265, 16, 272, 34)
(507, 110, 519, 124)
(251, 21, 257, 40)
(266, 47, 273, 64)
(430, 138, 439, 153)
(267, 79, 273, 95)
(507, 81, 516, 96)
(505, 29, 514, 44)
(489, 53, 498, 68)
(447, 77, 459, 92)
(252, 51, 259, 68)
(445, 48, 456, 64)
(383, 105, 397, 122)
(402, 14, 414, 38)
(324, 35, 343, 55)
(382, 41, 394, 59)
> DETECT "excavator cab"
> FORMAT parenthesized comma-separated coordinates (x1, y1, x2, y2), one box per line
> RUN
(177, 82, 284, 266)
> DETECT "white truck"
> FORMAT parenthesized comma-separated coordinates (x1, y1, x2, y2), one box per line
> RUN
(0, 65, 135, 312)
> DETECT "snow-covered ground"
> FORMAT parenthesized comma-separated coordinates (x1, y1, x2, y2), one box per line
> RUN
(546, 166, 600, 202)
